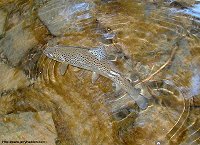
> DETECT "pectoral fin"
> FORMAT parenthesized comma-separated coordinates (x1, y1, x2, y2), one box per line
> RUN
(92, 72, 99, 83)
(107, 55, 117, 62)
(115, 83, 121, 92)
(59, 63, 69, 75)
(112, 83, 122, 92)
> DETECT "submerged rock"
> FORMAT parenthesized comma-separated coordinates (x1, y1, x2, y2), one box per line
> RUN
(0, 111, 57, 145)
(0, 94, 16, 115)
(0, 21, 38, 66)
(0, 62, 30, 94)
(38, 0, 96, 36)
(0, 10, 7, 38)
(170, 1, 189, 9)
(174, 0, 195, 5)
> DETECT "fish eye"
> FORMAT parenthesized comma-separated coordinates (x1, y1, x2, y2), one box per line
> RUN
(47, 53, 53, 58)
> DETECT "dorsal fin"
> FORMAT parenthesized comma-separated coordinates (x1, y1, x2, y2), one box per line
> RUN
(89, 46, 107, 60)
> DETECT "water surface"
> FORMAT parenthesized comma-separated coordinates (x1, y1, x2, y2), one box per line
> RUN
(0, 0, 199, 145)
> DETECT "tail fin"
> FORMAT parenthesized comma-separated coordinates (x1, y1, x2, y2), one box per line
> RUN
(129, 88, 148, 109)
(135, 94, 148, 109)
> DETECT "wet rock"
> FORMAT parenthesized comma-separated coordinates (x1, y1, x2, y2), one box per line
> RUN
(101, 0, 115, 3)
(0, 10, 7, 38)
(0, 62, 30, 94)
(175, 0, 195, 5)
(170, 1, 189, 9)
(0, 21, 38, 66)
(34, 0, 48, 6)
(119, 105, 178, 145)
(196, 0, 200, 4)
(170, 37, 191, 73)
(0, 111, 57, 145)
(0, 94, 16, 115)
(38, 0, 96, 36)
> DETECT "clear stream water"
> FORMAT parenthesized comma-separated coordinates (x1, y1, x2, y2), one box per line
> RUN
(0, 0, 199, 145)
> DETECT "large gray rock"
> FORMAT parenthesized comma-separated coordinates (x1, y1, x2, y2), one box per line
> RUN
(38, 0, 95, 36)
(0, 10, 7, 38)
(0, 62, 30, 93)
(0, 21, 38, 66)
(0, 111, 57, 145)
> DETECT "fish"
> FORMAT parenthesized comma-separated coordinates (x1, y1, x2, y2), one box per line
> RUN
(43, 45, 148, 109)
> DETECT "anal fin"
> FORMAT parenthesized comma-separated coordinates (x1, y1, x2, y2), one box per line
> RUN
(92, 72, 99, 83)
(115, 83, 121, 92)
(59, 63, 69, 75)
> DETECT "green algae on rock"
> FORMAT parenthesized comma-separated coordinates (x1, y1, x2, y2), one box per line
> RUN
(0, 10, 7, 38)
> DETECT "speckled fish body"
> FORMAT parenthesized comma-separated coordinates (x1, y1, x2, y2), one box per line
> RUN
(43, 46, 148, 109)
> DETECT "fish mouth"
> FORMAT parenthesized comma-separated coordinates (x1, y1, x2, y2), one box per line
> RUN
(43, 49, 50, 56)
(45, 53, 54, 58)
(43, 47, 55, 58)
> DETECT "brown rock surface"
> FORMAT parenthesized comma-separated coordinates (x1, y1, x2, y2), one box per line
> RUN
(0, 62, 30, 93)
(0, 10, 7, 38)
(0, 21, 38, 66)
(0, 111, 57, 145)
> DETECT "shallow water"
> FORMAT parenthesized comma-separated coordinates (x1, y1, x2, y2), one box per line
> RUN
(0, 0, 199, 145)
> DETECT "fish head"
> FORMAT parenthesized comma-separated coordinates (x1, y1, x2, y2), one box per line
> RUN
(43, 46, 65, 62)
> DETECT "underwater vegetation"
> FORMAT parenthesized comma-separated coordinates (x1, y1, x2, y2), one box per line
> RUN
(0, 0, 199, 145)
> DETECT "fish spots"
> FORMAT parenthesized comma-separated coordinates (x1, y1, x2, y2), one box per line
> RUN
(58, 55, 65, 62)
(89, 47, 107, 60)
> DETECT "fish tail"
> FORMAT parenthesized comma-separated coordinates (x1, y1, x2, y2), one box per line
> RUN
(130, 88, 148, 109)
(134, 94, 148, 109)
